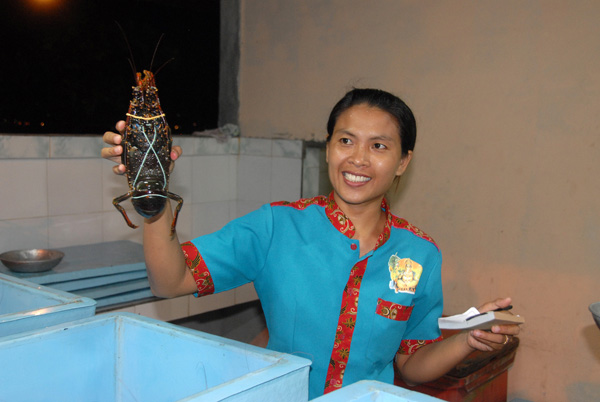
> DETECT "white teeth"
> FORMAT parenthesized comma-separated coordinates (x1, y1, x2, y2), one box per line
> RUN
(344, 172, 371, 183)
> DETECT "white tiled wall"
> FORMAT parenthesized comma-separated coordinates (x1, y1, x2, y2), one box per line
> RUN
(0, 133, 327, 321)
(0, 134, 311, 250)
(303, 146, 332, 198)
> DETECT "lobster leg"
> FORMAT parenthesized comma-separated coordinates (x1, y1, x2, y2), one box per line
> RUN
(167, 191, 184, 236)
(113, 192, 139, 229)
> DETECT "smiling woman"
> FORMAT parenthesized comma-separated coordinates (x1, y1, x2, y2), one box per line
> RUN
(0, 0, 219, 135)
(101, 86, 520, 399)
(326, 104, 411, 213)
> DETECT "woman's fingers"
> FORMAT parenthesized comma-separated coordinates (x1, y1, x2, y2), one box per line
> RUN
(102, 125, 127, 174)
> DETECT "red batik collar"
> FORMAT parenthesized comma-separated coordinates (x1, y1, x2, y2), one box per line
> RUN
(325, 192, 392, 250)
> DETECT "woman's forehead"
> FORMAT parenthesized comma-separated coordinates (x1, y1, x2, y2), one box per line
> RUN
(334, 104, 401, 138)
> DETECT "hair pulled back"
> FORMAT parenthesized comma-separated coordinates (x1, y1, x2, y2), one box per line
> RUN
(326, 88, 416, 156)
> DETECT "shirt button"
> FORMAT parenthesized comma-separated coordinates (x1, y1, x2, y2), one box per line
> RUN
(351, 243, 357, 250)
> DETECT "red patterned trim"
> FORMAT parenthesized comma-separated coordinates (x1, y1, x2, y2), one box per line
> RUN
(271, 194, 357, 238)
(324, 193, 356, 237)
(375, 299, 413, 321)
(273, 195, 426, 250)
(181, 241, 215, 296)
(271, 196, 328, 209)
(398, 336, 443, 355)
(391, 216, 437, 248)
(374, 198, 392, 249)
(323, 259, 368, 394)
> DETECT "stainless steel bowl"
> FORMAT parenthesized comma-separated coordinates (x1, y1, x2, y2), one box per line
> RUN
(0, 249, 64, 273)
(590, 302, 600, 330)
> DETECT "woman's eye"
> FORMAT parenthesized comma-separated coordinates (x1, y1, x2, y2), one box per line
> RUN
(340, 138, 352, 145)
(374, 143, 387, 150)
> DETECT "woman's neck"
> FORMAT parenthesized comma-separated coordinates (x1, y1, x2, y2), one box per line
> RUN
(335, 195, 387, 256)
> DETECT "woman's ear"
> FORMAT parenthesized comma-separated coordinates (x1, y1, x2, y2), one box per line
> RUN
(395, 150, 413, 176)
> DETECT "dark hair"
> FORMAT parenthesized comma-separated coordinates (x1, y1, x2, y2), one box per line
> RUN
(326, 88, 416, 156)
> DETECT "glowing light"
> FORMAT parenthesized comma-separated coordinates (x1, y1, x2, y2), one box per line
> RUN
(30, 0, 60, 5)
(27, 0, 65, 12)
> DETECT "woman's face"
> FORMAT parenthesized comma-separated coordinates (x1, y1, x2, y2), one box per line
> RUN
(326, 104, 412, 210)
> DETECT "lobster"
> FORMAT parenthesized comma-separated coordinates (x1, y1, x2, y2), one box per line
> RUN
(112, 36, 183, 236)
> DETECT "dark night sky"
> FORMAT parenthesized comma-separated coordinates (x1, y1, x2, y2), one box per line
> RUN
(0, 0, 220, 134)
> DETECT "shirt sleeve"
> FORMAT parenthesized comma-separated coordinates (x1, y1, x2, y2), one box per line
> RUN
(398, 249, 444, 354)
(185, 203, 274, 295)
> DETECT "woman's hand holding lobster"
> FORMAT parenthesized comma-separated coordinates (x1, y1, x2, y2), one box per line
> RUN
(101, 120, 182, 175)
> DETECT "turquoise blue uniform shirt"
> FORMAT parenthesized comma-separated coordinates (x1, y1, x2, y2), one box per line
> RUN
(182, 194, 443, 399)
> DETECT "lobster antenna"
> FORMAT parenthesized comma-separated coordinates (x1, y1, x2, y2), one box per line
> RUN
(115, 21, 138, 84)
(126, 58, 137, 81)
(150, 33, 165, 72)
(154, 57, 175, 77)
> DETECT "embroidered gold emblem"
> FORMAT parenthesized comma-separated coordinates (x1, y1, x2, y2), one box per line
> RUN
(388, 254, 422, 294)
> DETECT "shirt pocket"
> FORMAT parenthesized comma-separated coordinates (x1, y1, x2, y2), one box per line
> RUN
(375, 298, 414, 321)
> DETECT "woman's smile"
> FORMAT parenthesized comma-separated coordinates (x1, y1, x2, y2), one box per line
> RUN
(343, 171, 372, 184)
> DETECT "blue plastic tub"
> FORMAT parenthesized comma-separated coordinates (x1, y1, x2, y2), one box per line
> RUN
(0, 312, 311, 402)
(0, 272, 96, 337)
(311, 380, 444, 402)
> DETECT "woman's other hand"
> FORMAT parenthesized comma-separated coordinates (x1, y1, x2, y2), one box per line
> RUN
(467, 297, 521, 352)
